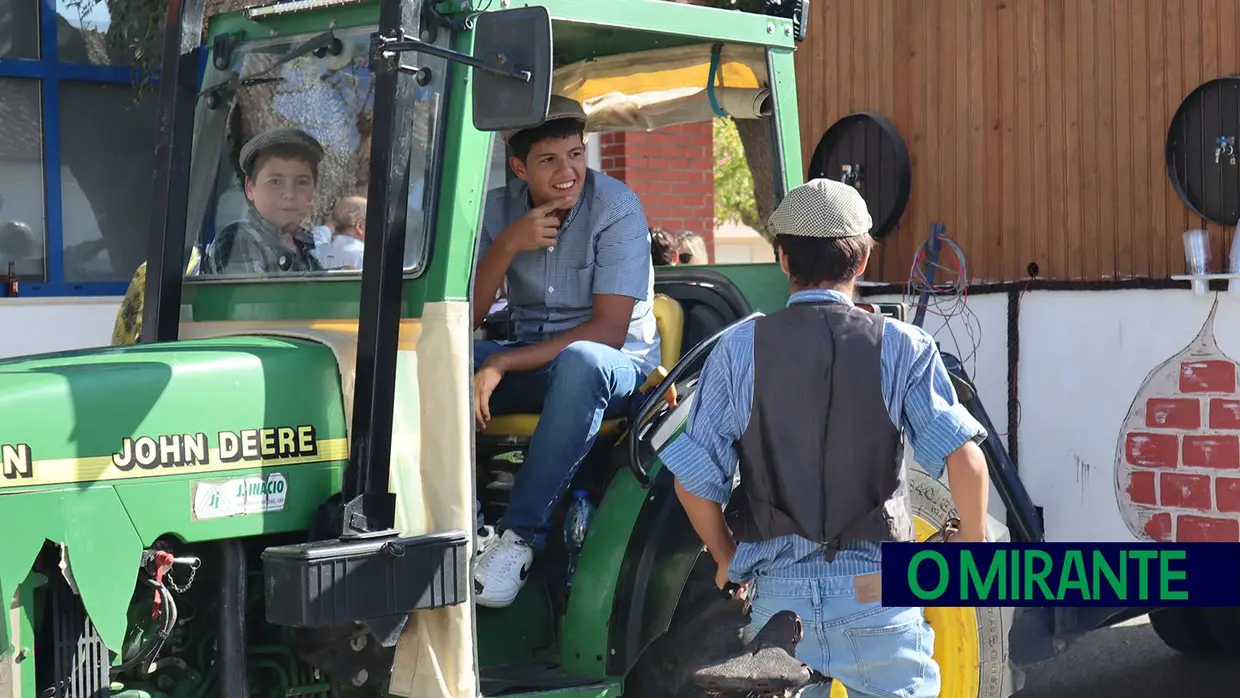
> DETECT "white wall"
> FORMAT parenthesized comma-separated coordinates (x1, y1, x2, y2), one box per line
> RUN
(0, 297, 121, 360)
(868, 291, 1011, 525)
(1018, 289, 1240, 544)
(869, 286, 1240, 544)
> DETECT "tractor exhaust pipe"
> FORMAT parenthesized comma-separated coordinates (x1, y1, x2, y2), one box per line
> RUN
(218, 539, 251, 698)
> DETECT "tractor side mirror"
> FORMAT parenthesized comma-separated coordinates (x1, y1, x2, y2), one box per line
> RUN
(470, 6, 553, 132)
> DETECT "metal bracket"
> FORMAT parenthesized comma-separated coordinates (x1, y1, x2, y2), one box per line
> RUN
(368, 29, 531, 82)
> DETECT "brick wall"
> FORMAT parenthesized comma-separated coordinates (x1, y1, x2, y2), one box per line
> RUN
(1121, 359, 1240, 542)
(598, 122, 715, 261)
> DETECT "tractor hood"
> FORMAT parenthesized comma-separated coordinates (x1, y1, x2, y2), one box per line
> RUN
(0, 335, 349, 650)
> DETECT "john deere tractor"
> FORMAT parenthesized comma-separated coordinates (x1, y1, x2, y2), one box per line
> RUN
(0, 1, 1031, 697)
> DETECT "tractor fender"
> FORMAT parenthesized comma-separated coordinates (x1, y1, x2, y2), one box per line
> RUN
(605, 464, 706, 676)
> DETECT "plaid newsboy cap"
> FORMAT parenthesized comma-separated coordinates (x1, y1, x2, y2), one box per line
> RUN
(767, 178, 873, 239)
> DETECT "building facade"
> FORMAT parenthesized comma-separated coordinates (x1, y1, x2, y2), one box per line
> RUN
(0, 0, 160, 357)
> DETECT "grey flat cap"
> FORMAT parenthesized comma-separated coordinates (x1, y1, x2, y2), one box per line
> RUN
(767, 178, 873, 239)
(239, 127, 325, 176)
(501, 95, 587, 143)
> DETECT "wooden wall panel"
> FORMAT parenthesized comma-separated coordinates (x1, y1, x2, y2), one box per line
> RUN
(794, 0, 1240, 284)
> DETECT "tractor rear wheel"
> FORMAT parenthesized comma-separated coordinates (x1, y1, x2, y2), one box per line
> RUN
(904, 468, 1020, 698)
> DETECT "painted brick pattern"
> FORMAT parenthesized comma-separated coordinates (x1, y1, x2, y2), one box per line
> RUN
(1116, 305, 1240, 542)
(599, 122, 715, 261)
(1120, 385, 1240, 541)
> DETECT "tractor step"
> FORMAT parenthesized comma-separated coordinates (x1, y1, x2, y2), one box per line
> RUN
(480, 661, 621, 697)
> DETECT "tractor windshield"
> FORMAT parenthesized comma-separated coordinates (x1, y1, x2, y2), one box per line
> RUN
(183, 25, 448, 280)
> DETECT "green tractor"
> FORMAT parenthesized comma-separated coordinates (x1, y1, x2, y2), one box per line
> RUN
(0, 0, 1033, 696)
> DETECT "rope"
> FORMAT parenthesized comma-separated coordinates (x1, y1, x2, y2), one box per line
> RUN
(706, 43, 728, 118)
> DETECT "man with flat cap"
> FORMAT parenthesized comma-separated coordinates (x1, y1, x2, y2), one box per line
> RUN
(659, 179, 991, 696)
(206, 127, 327, 275)
(470, 95, 660, 607)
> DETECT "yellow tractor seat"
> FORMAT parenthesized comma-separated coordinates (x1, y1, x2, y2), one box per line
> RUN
(482, 293, 685, 439)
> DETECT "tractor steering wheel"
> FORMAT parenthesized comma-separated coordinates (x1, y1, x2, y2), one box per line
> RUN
(626, 312, 762, 486)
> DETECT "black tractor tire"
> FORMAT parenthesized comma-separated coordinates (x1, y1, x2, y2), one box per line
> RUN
(1151, 608, 1238, 657)
(622, 555, 749, 698)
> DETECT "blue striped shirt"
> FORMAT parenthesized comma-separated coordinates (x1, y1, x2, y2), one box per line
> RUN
(477, 168, 661, 376)
(658, 289, 988, 582)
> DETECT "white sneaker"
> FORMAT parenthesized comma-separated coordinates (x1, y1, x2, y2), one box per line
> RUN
(475, 524, 499, 557)
(473, 529, 534, 608)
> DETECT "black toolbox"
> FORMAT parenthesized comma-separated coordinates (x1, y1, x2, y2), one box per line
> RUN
(262, 529, 469, 627)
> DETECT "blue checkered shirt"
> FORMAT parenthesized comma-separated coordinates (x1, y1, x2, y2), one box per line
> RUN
(478, 168, 661, 375)
(659, 289, 988, 582)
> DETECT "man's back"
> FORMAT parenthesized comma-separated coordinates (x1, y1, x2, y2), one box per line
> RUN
(661, 289, 986, 580)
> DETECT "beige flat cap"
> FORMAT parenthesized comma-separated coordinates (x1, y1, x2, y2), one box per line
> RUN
(501, 95, 587, 143)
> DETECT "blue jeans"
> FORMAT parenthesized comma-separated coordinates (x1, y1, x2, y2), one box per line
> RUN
(474, 339, 642, 549)
(744, 575, 940, 698)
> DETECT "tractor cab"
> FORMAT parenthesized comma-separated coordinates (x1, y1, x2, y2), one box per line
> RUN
(153, 3, 810, 696)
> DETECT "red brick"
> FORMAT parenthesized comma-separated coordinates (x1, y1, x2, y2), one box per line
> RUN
(603, 125, 714, 261)
(1144, 513, 1173, 541)
(1216, 478, 1240, 513)
(1182, 435, 1240, 469)
(1160, 472, 1213, 510)
(1145, 398, 1201, 430)
(1177, 514, 1240, 542)
(1210, 399, 1240, 429)
(1124, 432, 1179, 467)
(1127, 471, 1157, 505)
(1179, 360, 1237, 393)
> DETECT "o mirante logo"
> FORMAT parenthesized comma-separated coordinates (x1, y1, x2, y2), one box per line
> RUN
(881, 542, 1240, 607)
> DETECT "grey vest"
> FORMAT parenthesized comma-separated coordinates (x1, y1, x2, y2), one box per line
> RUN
(733, 301, 914, 562)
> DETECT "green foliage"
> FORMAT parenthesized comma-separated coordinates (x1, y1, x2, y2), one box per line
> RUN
(713, 117, 758, 228)
(62, 0, 169, 89)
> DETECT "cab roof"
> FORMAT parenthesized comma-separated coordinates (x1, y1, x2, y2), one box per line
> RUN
(209, 0, 799, 64)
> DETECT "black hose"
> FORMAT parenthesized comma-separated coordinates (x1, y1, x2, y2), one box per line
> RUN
(111, 579, 177, 675)
(218, 539, 251, 698)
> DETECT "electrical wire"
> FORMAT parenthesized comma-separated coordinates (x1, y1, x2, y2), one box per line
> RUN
(112, 578, 177, 675)
(461, 0, 495, 30)
(903, 230, 984, 379)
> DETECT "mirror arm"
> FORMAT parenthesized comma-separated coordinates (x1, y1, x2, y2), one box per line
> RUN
(370, 32, 532, 82)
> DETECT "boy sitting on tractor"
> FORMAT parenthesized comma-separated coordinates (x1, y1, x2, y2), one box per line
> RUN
(469, 96, 662, 607)
(205, 127, 327, 275)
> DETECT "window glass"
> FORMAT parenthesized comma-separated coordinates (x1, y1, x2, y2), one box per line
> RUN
(402, 42, 450, 275)
(190, 28, 378, 278)
(0, 0, 40, 59)
(185, 26, 448, 280)
(487, 132, 509, 190)
(59, 81, 159, 282)
(0, 78, 47, 282)
(56, 0, 164, 66)
(476, 133, 512, 310)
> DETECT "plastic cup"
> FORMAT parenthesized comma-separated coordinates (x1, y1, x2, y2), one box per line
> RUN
(1184, 229, 1210, 296)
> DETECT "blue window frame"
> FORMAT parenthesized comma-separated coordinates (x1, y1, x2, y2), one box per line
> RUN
(0, 0, 160, 297)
